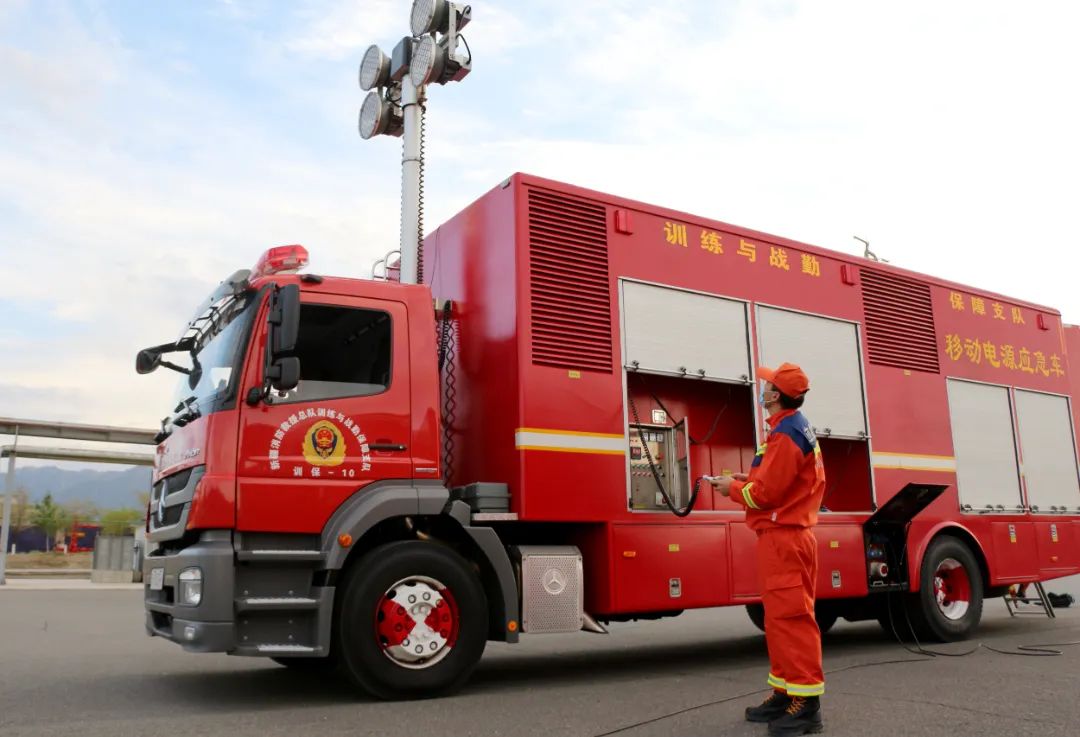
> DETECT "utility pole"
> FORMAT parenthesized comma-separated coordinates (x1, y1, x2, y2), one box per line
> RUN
(0, 425, 19, 585)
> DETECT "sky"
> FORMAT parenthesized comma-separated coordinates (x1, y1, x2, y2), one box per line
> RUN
(2, 0, 1080, 445)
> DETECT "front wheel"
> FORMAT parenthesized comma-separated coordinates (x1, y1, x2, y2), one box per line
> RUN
(904, 536, 984, 642)
(333, 541, 488, 700)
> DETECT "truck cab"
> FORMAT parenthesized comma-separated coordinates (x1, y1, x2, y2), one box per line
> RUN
(140, 246, 518, 698)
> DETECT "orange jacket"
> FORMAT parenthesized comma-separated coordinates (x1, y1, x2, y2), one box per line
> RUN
(729, 409, 826, 530)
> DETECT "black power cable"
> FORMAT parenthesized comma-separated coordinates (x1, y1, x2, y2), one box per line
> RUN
(883, 535, 1080, 658)
(415, 101, 426, 284)
(592, 537, 1079, 736)
(631, 372, 729, 446)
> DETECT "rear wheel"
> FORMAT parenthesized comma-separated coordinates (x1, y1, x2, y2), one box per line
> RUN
(746, 603, 766, 632)
(333, 541, 488, 700)
(815, 609, 838, 635)
(904, 536, 984, 641)
(745, 603, 837, 634)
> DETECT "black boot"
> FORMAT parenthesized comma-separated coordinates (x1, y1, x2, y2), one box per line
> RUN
(745, 690, 791, 723)
(767, 696, 823, 736)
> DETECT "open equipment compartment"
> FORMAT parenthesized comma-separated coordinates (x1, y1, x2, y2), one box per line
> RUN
(755, 305, 875, 513)
(620, 280, 758, 512)
(626, 373, 757, 512)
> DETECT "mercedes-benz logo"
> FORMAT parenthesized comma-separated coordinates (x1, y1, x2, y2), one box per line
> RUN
(542, 568, 567, 596)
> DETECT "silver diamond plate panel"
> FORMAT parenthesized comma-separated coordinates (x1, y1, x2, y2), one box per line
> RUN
(518, 546, 584, 634)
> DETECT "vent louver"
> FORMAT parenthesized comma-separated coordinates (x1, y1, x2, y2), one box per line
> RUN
(527, 188, 613, 372)
(860, 268, 941, 373)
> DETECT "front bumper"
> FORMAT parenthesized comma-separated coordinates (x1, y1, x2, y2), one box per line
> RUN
(143, 530, 236, 653)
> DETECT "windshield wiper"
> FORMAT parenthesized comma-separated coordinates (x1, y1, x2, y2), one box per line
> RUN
(172, 397, 202, 428)
(154, 397, 202, 443)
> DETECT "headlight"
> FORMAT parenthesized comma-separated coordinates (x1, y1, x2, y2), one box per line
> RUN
(178, 567, 203, 606)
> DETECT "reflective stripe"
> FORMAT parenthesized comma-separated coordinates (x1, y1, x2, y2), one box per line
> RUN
(767, 673, 787, 689)
(742, 483, 759, 510)
(786, 682, 825, 697)
(871, 451, 956, 474)
(515, 428, 625, 455)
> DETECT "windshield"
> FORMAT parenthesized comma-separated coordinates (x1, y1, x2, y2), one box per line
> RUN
(168, 291, 257, 414)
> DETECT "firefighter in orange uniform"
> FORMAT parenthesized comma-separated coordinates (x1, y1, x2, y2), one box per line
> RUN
(710, 363, 827, 736)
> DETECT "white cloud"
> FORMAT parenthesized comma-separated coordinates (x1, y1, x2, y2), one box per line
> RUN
(286, 0, 404, 60)
(2, 0, 1080, 436)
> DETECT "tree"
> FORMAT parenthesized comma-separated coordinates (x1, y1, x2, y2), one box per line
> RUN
(64, 499, 100, 525)
(29, 494, 68, 552)
(9, 488, 30, 531)
(100, 508, 143, 536)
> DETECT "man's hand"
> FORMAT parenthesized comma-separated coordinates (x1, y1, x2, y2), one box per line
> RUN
(708, 476, 735, 497)
(733, 473, 749, 482)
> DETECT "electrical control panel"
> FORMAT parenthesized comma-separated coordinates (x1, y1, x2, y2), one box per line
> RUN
(628, 420, 690, 510)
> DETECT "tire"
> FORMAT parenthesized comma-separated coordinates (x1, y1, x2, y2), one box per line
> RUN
(746, 603, 766, 632)
(904, 536, 984, 642)
(745, 602, 837, 634)
(333, 540, 488, 700)
(271, 655, 338, 673)
(814, 609, 838, 635)
(875, 595, 908, 639)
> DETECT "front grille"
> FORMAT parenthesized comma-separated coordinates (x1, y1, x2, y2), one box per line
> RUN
(150, 466, 200, 533)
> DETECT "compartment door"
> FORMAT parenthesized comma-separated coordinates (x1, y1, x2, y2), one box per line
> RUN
(1014, 390, 1080, 514)
(990, 522, 1040, 581)
(756, 307, 868, 439)
(946, 379, 1023, 512)
(621, 281, 751, 382)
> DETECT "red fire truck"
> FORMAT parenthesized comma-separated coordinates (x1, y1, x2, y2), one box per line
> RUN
(137, 173, 1080, 699)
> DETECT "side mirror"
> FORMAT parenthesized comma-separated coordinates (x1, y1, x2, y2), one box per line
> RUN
(266, 357, 300, 392)
(136, 348, 162, 374)
(269, 284, 300, 356)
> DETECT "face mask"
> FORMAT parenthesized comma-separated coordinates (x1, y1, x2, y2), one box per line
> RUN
(759, 388, 778, 407)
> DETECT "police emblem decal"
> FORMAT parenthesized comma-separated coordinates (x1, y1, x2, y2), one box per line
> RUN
(301, 420, 347, 467)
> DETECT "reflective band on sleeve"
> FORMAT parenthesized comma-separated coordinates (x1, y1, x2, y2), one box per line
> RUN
(742, 483, 759, 510)
(786, 682, 825, 697)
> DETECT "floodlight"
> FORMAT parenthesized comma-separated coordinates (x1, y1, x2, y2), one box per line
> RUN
(359, 45, 390, 91)
(411, 0, 450, 36)
(410, 34, 471, 87)
(409, 35, 443, 87)
(358, 91, 402, 139)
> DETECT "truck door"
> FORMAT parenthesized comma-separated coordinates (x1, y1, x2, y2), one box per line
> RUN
(236, 293, 412, 533)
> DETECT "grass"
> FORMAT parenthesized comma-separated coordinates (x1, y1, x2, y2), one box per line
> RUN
(6, 551, 93, 569)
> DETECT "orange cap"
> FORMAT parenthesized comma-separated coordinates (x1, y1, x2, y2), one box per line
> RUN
(756, 362, 810, 398)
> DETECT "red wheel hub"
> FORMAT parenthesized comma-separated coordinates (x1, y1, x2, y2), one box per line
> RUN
(375, 577, 460, 669)
(933, 558, 971, 621)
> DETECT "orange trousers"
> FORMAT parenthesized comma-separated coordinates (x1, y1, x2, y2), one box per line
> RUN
(757, 527, 825, 697)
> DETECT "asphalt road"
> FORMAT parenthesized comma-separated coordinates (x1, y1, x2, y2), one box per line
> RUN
(1, 589, 1079, 737)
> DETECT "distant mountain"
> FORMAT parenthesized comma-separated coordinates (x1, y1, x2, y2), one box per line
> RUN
(11, 465, 152, 509)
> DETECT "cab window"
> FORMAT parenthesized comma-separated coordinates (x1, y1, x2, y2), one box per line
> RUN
(281, 305, 392, 403)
